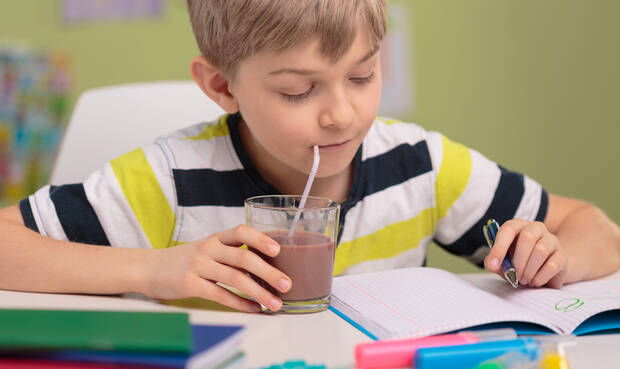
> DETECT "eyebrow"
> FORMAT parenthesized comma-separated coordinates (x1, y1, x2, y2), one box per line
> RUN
(268, 46, 380, 76)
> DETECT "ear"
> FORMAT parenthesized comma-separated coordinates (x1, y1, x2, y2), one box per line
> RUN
(190, 56, 239, 113)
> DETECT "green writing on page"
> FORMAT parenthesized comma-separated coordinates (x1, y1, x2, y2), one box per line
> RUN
(554, 295, 620, 312)
(554, 298, 584, 312)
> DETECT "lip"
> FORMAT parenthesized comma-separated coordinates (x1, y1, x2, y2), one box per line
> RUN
(317, 140, 350, 151)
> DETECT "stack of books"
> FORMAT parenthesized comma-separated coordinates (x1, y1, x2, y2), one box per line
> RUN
(0, 309, 245, 369)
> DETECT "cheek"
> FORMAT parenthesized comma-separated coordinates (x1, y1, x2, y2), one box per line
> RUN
(360, 79, 382, 119)
(239, 88, 304, 130)
(244, 102, 306, 142)
(244, 100, 315, 146)
(243, 107, 309, 160)
(260, 123, 303, 151)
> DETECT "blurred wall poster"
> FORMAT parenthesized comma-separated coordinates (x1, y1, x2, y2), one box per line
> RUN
(0, 46, 72, 206)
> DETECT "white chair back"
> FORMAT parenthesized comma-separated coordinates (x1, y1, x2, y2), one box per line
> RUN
(50, 81, 224, 184)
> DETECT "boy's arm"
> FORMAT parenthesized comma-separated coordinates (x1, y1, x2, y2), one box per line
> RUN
(544, 194, 620, 282)
(0, 205, 149, 295)
(0, 205, 291, 312)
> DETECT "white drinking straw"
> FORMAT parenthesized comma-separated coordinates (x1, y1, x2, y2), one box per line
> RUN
(288, 145, 320, 238)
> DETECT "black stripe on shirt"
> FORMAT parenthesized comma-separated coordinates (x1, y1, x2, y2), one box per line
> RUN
(343, 141, 433, 210)
(434, 165, 526, 257)
(174, 168, 267, 207)
(49, 184, 111, 246)
(227, 113, 282, 196)
(337, 141, 433, 243)
(337, 147, 363, 244)
(172, 112, 283, 208)
(361, 141, 433, 198)
(19, 198, 39, 233)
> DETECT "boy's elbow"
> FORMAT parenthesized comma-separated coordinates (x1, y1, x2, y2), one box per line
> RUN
(593, 204, 620, 271)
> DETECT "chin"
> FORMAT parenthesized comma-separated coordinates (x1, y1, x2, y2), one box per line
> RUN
(314, 161, 351, 178)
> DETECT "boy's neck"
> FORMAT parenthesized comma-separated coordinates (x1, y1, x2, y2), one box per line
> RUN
(237, 117, 353, 203)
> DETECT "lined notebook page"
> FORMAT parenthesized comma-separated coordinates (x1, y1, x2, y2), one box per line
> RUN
(472, 277, 620, 335)
(330, 267, 550, 340)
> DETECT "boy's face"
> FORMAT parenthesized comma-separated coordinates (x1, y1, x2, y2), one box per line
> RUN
(229, 29, 382, 178)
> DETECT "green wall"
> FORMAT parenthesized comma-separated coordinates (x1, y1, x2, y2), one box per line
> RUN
(407, 1, 620, 272)
(2, 1, 618, 273)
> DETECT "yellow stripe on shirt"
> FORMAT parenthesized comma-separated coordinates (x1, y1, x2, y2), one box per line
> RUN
(435, 135, 472, 222)
(334, 135, 473, 274)
(111, 148, 175, 249)
(376, 117, 402, 125)
(185, 114, 229, 141)
(334, 208, 434, 275)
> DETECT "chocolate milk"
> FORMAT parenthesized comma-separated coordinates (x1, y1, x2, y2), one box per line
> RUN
(255, 230, 335, 301)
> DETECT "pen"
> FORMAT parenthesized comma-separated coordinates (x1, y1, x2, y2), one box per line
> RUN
(354, 328, 517, 369)
(483, 219, 518, 288)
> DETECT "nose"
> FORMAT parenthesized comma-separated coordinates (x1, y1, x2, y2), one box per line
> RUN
(318, 88, 354, 130)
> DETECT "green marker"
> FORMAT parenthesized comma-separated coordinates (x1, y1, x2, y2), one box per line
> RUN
(472, 351, 536, 369)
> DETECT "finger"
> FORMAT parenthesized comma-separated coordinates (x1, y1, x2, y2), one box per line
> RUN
(531, 250, 568, 288)
(214, 245, 292, 294)
(191, 276, 262, 313)
(546, 267, 568, 289)
(521, 234, 559, 285)
(512, 222, 546, 281)
(218, 225, 280, 257)
(202, 261, 283, 312)
(484, 218, 528, 273)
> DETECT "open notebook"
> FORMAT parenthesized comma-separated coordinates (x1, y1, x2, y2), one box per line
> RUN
(329, 267, 620, 340)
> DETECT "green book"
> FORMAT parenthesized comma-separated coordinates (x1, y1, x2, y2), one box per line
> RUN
(0, 309, 192, 353)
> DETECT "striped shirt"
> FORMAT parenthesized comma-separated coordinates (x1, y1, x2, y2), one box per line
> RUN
(20, 113, 548, 275)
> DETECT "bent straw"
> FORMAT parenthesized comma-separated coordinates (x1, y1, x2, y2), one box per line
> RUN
(288, 145, 320, 238)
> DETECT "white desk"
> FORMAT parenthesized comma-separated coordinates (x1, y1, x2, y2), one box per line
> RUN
(1, 272, 619, 369)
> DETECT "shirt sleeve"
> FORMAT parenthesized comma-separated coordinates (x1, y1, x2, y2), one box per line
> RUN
(18, 139, 178, 250)
(426, 131, 549, 266)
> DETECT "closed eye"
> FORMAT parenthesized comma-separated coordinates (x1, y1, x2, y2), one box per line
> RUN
(351, 71, 376, 85)
(280, 85, 315, 103)
(280, 70, 376, 103)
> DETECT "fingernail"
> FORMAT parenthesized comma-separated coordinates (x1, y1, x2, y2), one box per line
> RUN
(521, 277, 528, 285)
(269, 297, 282, 311)
(251, 304, 262, 313)
(268, 242, 279, 255)
(490, 258, 500, 270)
(279, 278, 291, 292)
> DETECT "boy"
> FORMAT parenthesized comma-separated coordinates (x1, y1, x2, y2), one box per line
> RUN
(0, 0, 619, 314)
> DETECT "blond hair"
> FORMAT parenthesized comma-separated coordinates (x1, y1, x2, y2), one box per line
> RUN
(186, 0, 387, 78)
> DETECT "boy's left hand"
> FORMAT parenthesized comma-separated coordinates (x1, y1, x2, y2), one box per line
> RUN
(484, 219, 569, 289)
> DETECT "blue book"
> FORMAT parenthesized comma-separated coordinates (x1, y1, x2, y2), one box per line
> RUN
(13, 325, 244, 369)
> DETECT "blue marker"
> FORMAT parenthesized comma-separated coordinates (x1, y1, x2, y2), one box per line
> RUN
(413, 338, 541, 369)
(483, 219, 518, 288)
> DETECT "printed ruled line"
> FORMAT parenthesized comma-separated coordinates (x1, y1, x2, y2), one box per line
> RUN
(342, 276, 424, 331)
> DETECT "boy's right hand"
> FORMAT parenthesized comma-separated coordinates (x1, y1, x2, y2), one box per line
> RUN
(141, 225, 291, 313)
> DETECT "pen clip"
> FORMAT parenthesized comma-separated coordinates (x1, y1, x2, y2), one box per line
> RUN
(483, 225, 493, 248)
(483, 219, 500, 248)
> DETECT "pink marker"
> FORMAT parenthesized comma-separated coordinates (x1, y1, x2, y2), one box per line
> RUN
(355, 328, 517, 369)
